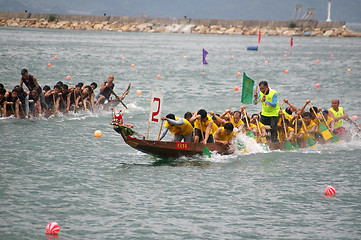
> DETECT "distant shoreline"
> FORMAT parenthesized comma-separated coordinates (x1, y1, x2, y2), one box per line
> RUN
(1, 11, 360, 37)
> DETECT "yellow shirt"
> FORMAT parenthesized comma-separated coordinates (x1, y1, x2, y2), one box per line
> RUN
(302, 120, 317, 140)
(229, 116, 244, 128)
(278, 126, 294, 142)
(194, 115, 214, 134)
(216, 127, 236, 142)
(164, 116, 194, 135)
(329, 107, 344, 129)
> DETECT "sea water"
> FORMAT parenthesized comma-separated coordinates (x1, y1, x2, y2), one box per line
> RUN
(0, 27, 361, 239)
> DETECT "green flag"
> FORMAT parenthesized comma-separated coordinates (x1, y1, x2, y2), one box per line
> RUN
(241, 72, 255, 104)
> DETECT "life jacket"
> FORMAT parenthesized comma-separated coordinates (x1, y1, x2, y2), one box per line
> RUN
(260, 88, 280, 117)
(328, 107, 344, 129)
(165, 116, 193, 135)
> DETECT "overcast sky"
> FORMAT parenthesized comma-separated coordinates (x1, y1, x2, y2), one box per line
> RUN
(2, 0, 361, 23)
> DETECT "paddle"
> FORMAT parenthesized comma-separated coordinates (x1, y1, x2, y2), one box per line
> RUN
(157, 119, 164, 141)
(255, 118, 269, 151)
(282, 114, 293, 152)
(242, 109, 255, 139)
(110, 83, 131, 109)
(299, 115, 316, 148)
(293, 119, 300, 150)
(309, 103, 332, 141)
(320, 110, 340, 144)
(345, 117, 361, 132)
(199, 120, 211, 158)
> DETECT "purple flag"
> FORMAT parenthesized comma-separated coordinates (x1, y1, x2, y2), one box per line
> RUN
(202, 48, 208, 65)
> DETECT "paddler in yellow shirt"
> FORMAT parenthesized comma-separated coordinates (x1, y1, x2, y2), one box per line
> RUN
(159, 113, 194, 142)
(220, 108, 245, 132)
(190, 109, 214, 143)
(301, 112, 317, 140)
(214, 123, 236, 145)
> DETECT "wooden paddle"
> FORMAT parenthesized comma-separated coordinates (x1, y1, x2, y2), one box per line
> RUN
(282, 114, 293, 152)
(255, 118, 269, 151)
(299, 115, 316, 148)
(309, 103, 332, 141)
(242, 109, 255, 139)
(320, 110, 340, 144)
(110, 83, 131, 109)
(345, 117, 361, 132)
(293, 119, 300, 150)
(157, 119, 164, 141)
(199, 120, 211, 158)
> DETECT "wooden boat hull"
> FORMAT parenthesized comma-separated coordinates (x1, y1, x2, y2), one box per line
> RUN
(113, 124, 232, 158)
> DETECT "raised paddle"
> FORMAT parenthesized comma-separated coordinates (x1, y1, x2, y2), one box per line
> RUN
(199, 120, 211, 158)
(282, 114, 293, 152)
(309, 103, 332, 141)
(299, 115, 316, 148)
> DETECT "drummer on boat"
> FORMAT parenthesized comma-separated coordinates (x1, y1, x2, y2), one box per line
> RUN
(328, 98, 348, 136)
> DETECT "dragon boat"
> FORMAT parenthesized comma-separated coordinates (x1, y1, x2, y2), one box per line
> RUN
(112, 123, 232, 158)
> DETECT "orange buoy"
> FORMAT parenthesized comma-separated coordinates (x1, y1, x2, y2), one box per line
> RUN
(237, 72, 241, 76)
(234, 86, 239, 91)
(136, 90, 142, 95)
(157, 74, 161, 78)
(184, 56, 187, 59)
(54, 56, 58, 60)
(316, 60, 319, 63)
(330, 54, 334, 57)
(131, 64, 135, 68)
(47, 63, 51, 67)
(264, 61, 268, 64)
(347, 68, 351, 72)
(284, 69, 289, 74)
(94, 130, 102, 138)
(66, 76, 71, 80)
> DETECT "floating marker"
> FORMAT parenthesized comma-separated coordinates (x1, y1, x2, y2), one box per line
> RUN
(315, 83, 320, 88)
(352, 115, 358, 120)
(247, 46, 258, 51)
(94, 130, 102, 138)
(231, 55, 235, 59)
(284, 54, 287, 57)
(184, 56, 187, 59)
(136, 90, 142, 95)
(54, 56, 58, 60)
(284, 69, 289, 74)
(66, 76, 71, 80)
(347, 68, 351, 72)
(237, 72, 241, 76)
(325, 185, 336, 196)
(316, 60, 319, 63)
(121, 56, 125, 60)
(234, 86, 239, 91)
(264, 61, 268, 64)
(201, 72, 206, 75)
(330, 54, 334, 57)
(47, 63, 51, 67)
(46, 222, 60, 235)
(157, 74, 161, 78)
(131, 64, 135, 68)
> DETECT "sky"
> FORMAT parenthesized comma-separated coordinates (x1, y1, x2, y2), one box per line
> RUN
(1, 0, 361, 23)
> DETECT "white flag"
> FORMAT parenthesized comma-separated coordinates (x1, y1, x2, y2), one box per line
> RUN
(148, 92, 163, 123)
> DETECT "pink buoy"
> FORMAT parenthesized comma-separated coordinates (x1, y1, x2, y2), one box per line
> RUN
(352, 115, 358, 120)
(54, 56, 58, 60)
(237, 72, 241, 76)
(284, 69, 289, 74)
(66, 76, 71, 80)
(46, 222, 60, 235)
(47, 63, 51, 67)
(315, 83, 320, 88)
(157, 74, 161, 78)
(315, 59, 319, 63)
(284, 54, 287, 57)
(325, 185, 336, 196)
